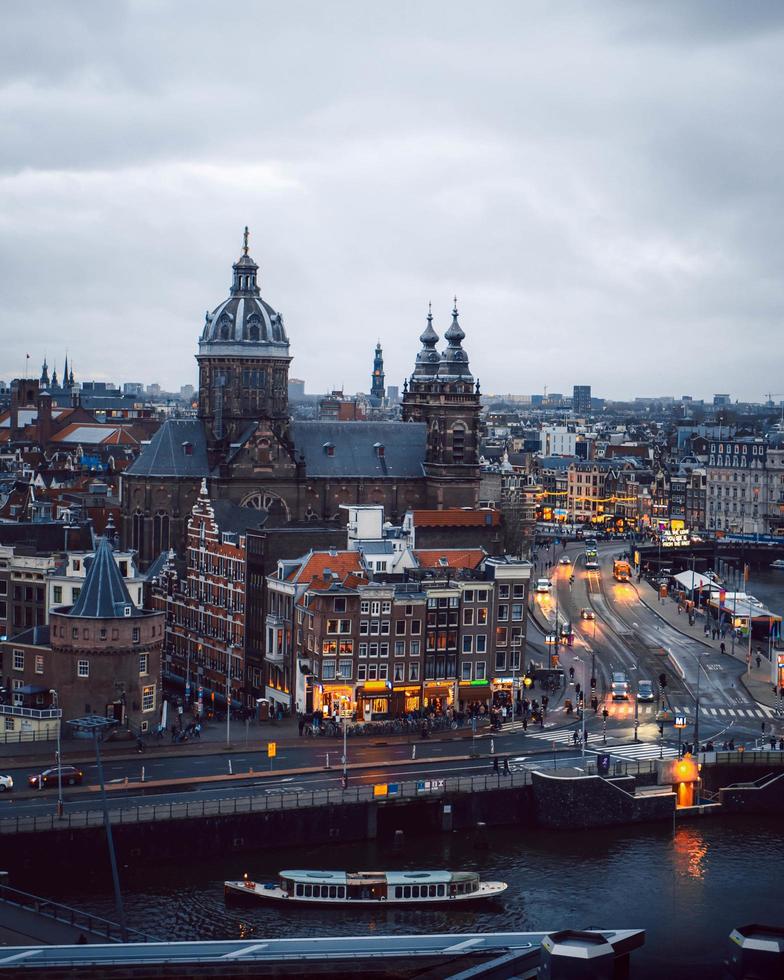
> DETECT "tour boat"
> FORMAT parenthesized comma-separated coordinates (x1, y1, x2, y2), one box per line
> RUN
(224, 869, 507, 906)
(770, 559, 784, 569)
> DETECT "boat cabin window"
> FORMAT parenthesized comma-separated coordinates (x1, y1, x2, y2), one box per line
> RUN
(437, 884, 445, 896)
(429, 885, 436, 897)
(329, 886, 337, 898)
(296, 884, 303, 896)
(395, 886, 402, 898)
(403, 886, 411, 898)
(304, 884, 312, 897)
(338, 886, 345, 898)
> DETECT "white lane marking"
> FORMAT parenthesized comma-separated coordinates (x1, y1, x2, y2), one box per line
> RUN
(223, 943, 269, 959)
(444, 938, 485, 952)
(0, 951, 42, 964)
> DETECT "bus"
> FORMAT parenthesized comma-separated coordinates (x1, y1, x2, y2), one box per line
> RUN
(613, 558, 632, 582)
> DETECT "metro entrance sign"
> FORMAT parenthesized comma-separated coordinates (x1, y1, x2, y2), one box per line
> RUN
(674, 716, 687, 729)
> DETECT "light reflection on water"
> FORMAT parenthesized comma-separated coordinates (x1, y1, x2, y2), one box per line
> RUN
(42, 815, 782, 979)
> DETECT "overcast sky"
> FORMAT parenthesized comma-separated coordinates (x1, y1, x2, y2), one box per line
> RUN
(2, 1, 783, 402)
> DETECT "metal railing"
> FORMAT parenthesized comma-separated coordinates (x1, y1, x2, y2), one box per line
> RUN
(0, 704, 61, 720)
(0, 729, 59, 745)
(0, 770, 534, 835)
(0, 884, 157, 943)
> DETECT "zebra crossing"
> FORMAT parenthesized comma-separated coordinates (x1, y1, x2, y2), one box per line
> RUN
(546, 702, 777, 720)
(518, 726, 679, 760)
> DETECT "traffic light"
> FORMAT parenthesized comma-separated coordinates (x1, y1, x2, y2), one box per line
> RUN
(590, 676, 596, 689)
(659, 672, 667, 688)
(602, 708, 609, 720)
(575, 682, 581, 695)
(761, 721, 766, 733)
(658, 723, 664, 736)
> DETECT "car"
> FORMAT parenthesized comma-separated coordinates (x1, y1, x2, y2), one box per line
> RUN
(536, 578, 552, 593)
(656, 708, 674, 723)
(28, 765, 84, 789)
(637, 680, 655, 702)
(611, 671, 630, 701)
(0, 775, 13, 793)
(580, 608, 595, 621)
(559, 555, 572, 565)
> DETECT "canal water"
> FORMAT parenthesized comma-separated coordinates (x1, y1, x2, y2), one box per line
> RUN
(44, 814, 782, 979)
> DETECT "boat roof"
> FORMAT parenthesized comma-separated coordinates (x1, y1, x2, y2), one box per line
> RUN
(278, 870, 477, 885)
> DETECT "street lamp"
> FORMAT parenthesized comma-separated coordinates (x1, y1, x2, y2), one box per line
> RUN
(573, 655, 587, 755)
(49, 689, 63, 818)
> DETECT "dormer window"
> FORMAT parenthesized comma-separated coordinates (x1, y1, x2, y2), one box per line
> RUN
(323, 442, 335, 457)
(182, 442, 193, 456)
(374, 442, 385, 458)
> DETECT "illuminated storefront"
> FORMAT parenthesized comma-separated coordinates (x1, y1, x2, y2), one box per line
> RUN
(391, 685, 421, 715)
(320, 684, 355, 719)
(458, 678, 490, 709)
(357, 680, 392, 720)
(422, 682, 454, 712)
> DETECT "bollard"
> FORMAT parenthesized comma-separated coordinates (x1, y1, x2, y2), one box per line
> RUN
(490, 738, 495, 755)
(325, 753, 331, 770)
(393, 829, 404, 851)
(726, 924, 784, 979)
(412, 744, 416, 760)
(441, 804, 453, 833)
(141, 767, 145, 783)
(540, 930, 615, 979)
(228, 759, 233, 775)
(474, 821, 489, 850)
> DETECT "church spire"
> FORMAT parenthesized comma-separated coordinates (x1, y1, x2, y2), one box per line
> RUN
(40, 356, 49, 387)
(437, 297, 472, 380)
(412, 303, 440, 378)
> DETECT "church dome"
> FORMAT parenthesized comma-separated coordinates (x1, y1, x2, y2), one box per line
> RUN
(199, 229, 290, 361)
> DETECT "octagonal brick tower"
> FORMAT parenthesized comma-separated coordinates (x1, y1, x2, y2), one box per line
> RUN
(197, 228, 292, 448)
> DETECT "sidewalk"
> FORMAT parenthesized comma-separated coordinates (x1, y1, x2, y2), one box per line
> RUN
(633, 578, 779, 710)
(0, 714, 491, 770)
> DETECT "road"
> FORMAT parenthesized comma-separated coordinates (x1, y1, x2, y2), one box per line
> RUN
(2, 539, 777, 820)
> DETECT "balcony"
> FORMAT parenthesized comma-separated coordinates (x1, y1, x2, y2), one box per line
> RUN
(0, 704, 61, 720)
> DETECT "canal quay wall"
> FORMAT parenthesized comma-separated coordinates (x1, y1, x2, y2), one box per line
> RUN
(2, 768, 678, 876)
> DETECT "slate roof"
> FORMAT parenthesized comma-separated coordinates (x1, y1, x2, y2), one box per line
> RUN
(292, 421, 427, 478)
(69, 537, 143, 619)
(125, 419, 210, 478)
(211, 499, 268, 535)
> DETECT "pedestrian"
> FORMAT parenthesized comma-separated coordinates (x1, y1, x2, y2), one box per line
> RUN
(572, 730, 579, 745)
(756, 654, 762, 670)
(522, 715, 528, 732)
(493, 756, 499, 773)
(194, 722, 201, 738)
(503, 757, 510, 775)
(297, 713, 305, 737)
(720, 642, 726, 655)
(779, 738, 784, 751)
(584, 731, 589, 745)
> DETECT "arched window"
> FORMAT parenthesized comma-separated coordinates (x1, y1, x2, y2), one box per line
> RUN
(246, 316, 260, 342)
(153, 511, 170, 556)
(219, 316, 232, 340)
(452, 424, 466, 462)
(132, 510, 144, 554)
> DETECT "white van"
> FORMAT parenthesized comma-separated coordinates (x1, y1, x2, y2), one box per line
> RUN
(536, 578, 552, 593)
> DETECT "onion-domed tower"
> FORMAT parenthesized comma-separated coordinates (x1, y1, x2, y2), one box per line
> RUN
(402, 300, 481, 508)
(197, 228, 291, 447)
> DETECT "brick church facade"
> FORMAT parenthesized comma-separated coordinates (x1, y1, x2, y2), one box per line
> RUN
(121, 233, 481, 566)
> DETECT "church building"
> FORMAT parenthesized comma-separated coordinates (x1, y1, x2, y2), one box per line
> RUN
(121, 232, 481, 566)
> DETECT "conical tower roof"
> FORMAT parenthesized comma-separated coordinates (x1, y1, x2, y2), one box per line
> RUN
(437, 298, 473, 380)
(412, 303, 441, 378)
(70, 537, 140, 619)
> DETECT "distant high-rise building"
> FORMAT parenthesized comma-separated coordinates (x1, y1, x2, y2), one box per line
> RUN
(386, 385, 399, 403)
(713, 394, 731, 407)
(370, 342, 385, 402)
(180, 384, 195, 401)
(123, 382, 144, 396)
(288, 378, 306, 400)
(146, 383, 161, 397)
(573, 385, 592, 414)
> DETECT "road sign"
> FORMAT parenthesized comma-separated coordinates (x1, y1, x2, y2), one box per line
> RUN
(674, 716, 687, 729)
(267, 741, 277, 758)
(373, 783, 388, 798)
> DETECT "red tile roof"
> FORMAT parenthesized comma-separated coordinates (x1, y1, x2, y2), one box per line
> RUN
(413, 548, 487, 570)
(411, 508, 501, 527)
(289, 550, 367, 586)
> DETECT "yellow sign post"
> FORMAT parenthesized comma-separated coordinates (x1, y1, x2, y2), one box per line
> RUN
(373, 783, 388, 798)
(267, 741, 276, 770)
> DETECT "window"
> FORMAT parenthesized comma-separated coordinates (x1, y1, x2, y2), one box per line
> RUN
(513, 585, 525, 598)
(511, 604, 523, 621)
(496, 627, 508, 646)
(463, 608, 474, 626)
(35, 655, 44, 675)
(357, 665, 367, 681)
(411, 620, 421, 635)
(4, 718, 14, 731)
(322, 640, 338, 655)
(410, 640, 420, 656)
(462, 635, 472, 654)
(338, 660, 352, 679)
(13, 649, 24, 671)
(476, 635, 487, 653)
(326, 619, 340, 634)
(77, 659, 89, 678)
(139, 653, 149, 675)
(380, 620, 390, 635)
(142, 684, 155, 712)
(132, 627, 140, 644)
(360, 621, 369, 635)
(461, 662, 472, 681)
(477, 608, 488, 625)
(497, 604, 508, 621)
(369, 643, 379, 658)
(360, 601, 370, 614)
(498, 585, 510, 599)
(475, 661, 486, 680)
(382, 601, 391, 614)
(333, 597, 346, 613)
(395, 620, 406, 636)
(359, 643, 368, 658)
(393, 663, 405, 682)
(370, 620, 380, 635)
(380, 643, 389, 658)
(53, 586, 63, 604)
(371, 601, 380, 616)
(409, 662, 420, 681)
(395, 641, 405, 657)
(322, 661, 336, 680)
(379, 664, 388, 679)
(405, 604, 413, 616)
(476, 590, 488, 602)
